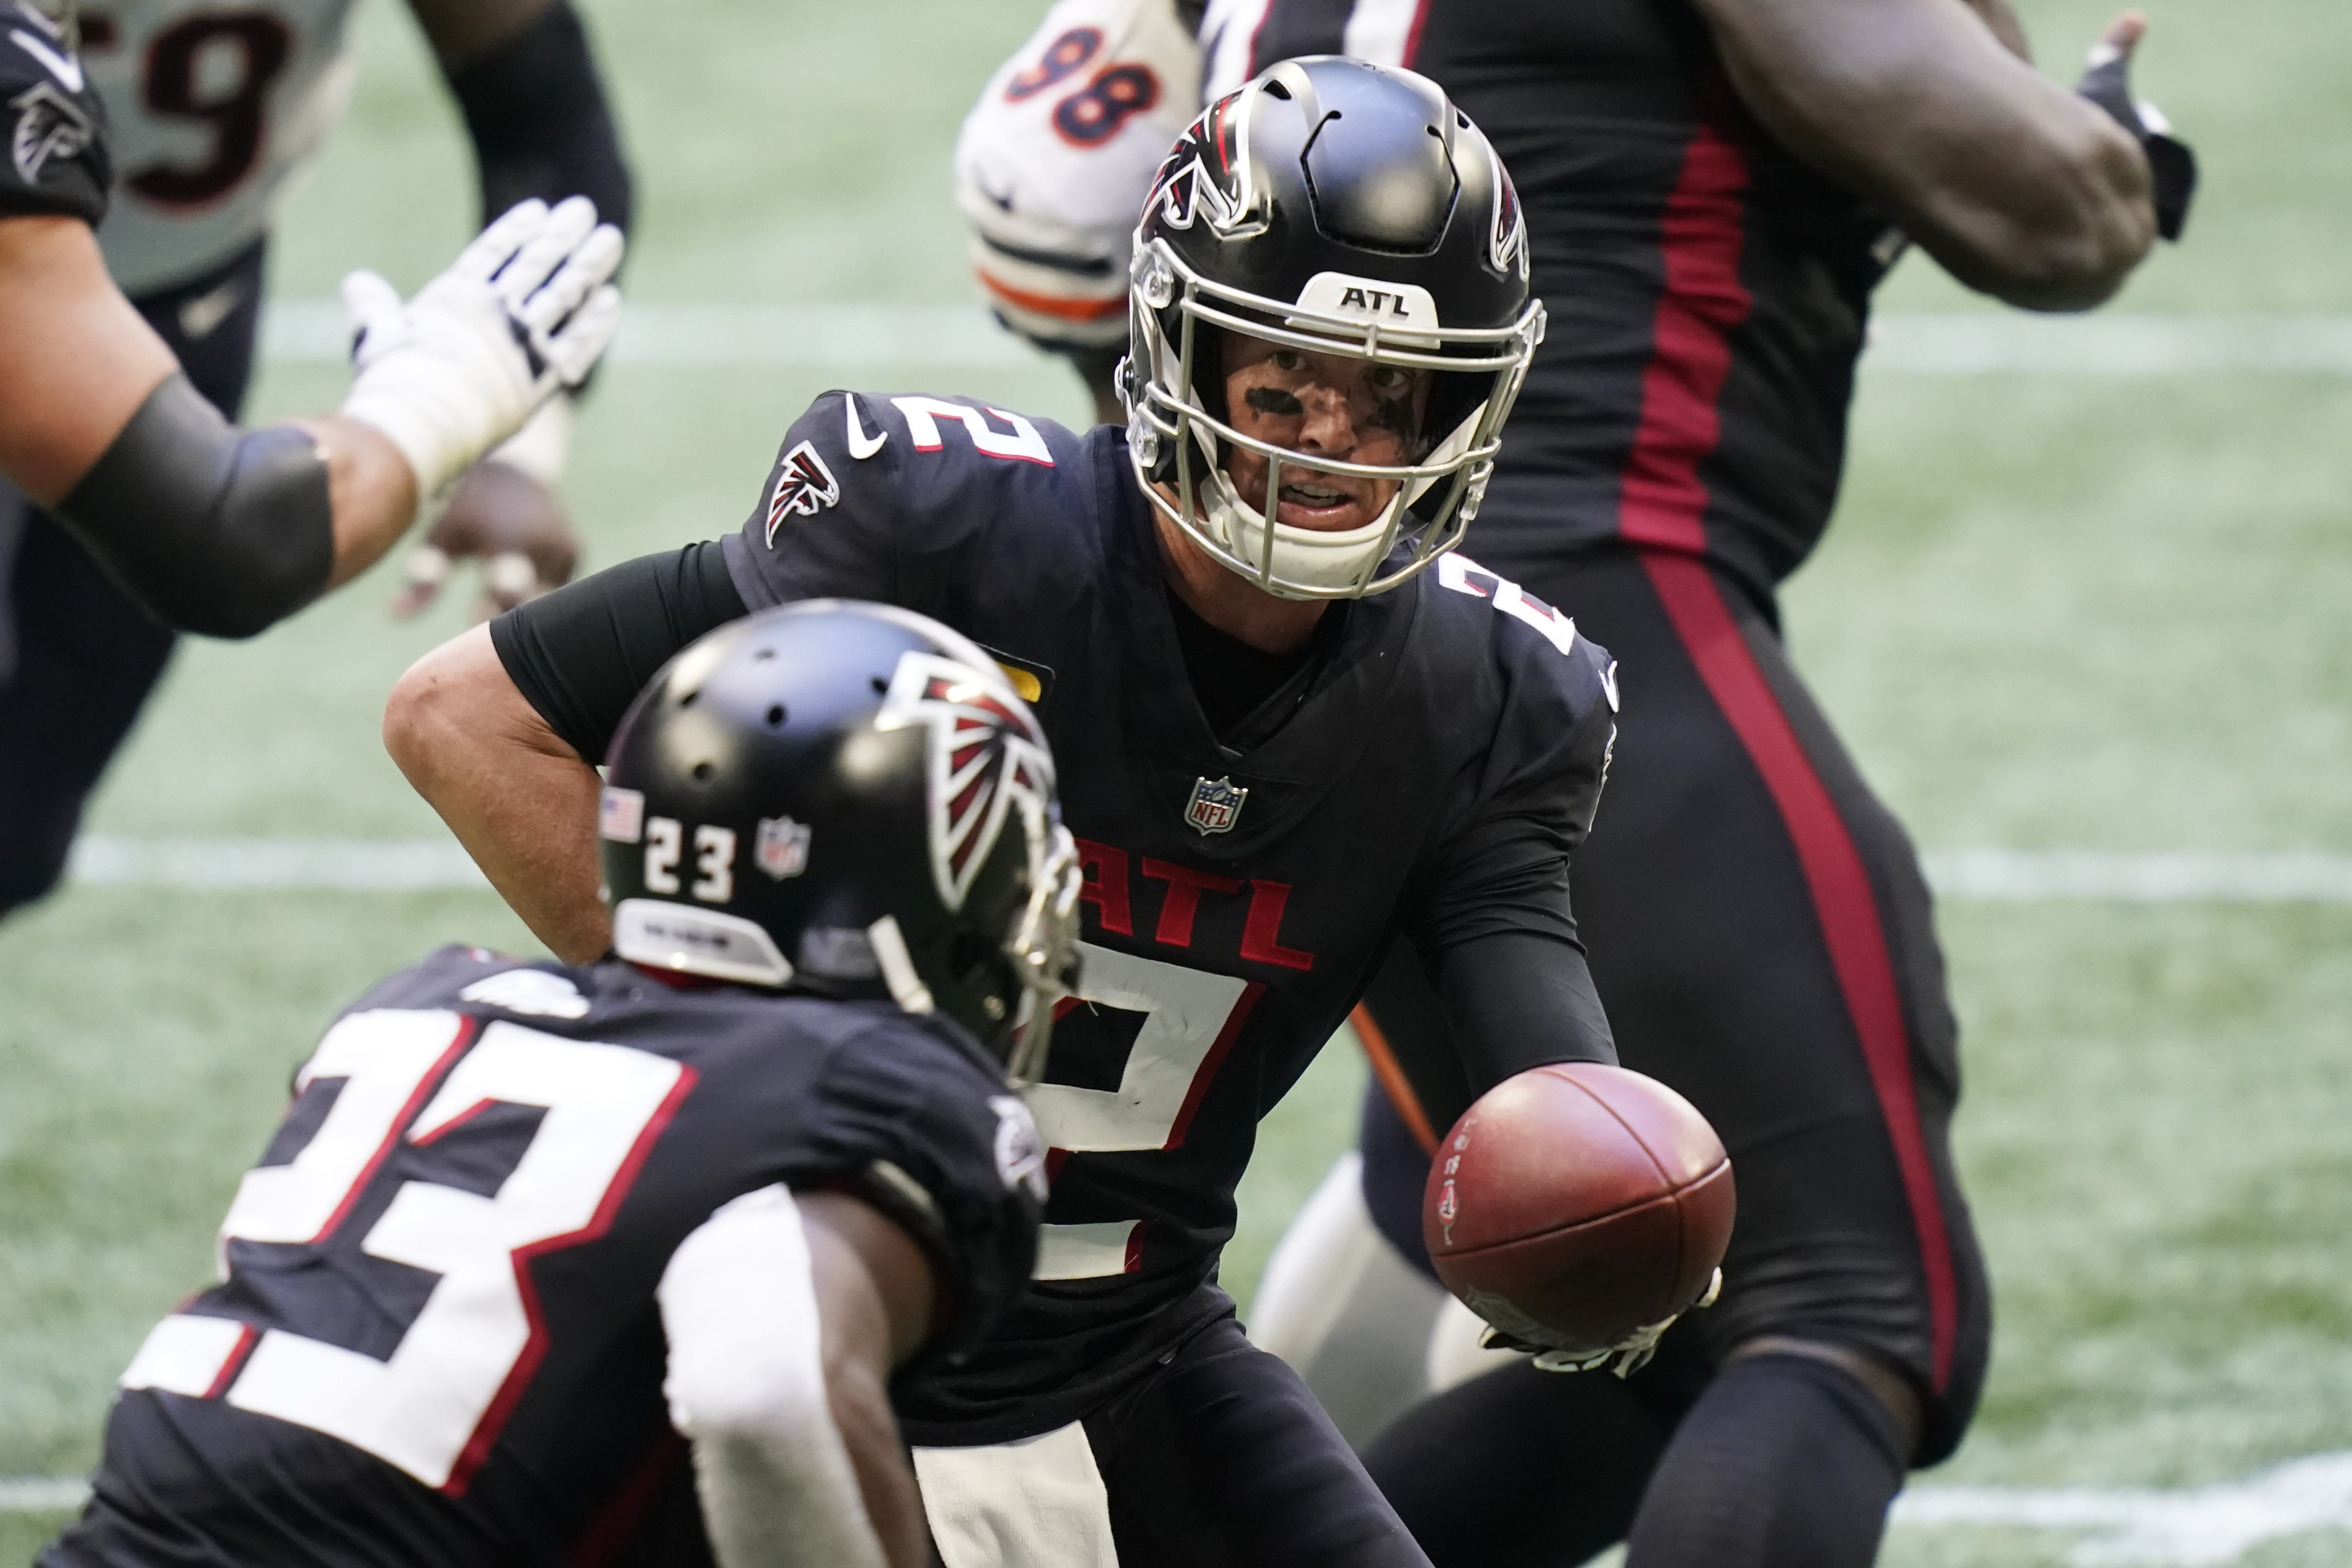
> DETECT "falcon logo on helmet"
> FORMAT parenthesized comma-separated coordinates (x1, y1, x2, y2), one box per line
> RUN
(762, 441, 840, 544)
(875, 649, 1057, 914)
(1143, 95, 1261, 238)
(1490, 157, 1528, 280)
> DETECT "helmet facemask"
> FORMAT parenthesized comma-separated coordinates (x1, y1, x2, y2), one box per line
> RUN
(1124, 243, 1542, 600)
(1119, 57, 1545, 601)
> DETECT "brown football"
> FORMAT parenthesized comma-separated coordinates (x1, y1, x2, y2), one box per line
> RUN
(1423, 1062, 1734, 1352)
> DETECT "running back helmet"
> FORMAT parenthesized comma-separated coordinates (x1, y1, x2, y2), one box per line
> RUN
(1123, 56, 1543, 599)
(598, 601, 1082, 1083)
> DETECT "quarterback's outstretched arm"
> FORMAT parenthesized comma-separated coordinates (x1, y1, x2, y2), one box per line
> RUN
(1696, 0, 2160, 309)
(0, 199, 623, 637)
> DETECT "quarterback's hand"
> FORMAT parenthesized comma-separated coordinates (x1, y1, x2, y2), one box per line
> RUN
(2073, 11, 2197, 240)
(1476, 1268, 1725, 1379)
(340, 197, 623, 512)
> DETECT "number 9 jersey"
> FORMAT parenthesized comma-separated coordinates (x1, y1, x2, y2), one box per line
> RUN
(77, 0, 356, 295)
(42, 945, 1046, 1568)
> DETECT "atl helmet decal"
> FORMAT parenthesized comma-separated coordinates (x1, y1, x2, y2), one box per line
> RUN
(1489, 150, 1527, 280)
(874, 650, 1054, 913)
(1143, 93, 1261, 238)
(763, 440, 841, 546)
(9, 78, 91, 185)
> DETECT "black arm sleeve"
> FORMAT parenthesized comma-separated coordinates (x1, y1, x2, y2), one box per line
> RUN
(446, 0, 634, 238)
(53, 374, 333, 640)
(1435, 928, 1616, 1084)
(488, 541, 745, 763)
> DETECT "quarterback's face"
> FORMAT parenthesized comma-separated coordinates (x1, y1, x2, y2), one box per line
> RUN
(1218, 334, 1431, 533)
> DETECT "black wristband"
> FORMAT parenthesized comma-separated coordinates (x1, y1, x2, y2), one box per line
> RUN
(55, 374, 333, 639)
(447, 0, 634, 239)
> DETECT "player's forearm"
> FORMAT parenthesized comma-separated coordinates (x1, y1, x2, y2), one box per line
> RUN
(289, 415, 422, 590)
(801, 1193, 941, 1568)
(1698, 0, 2153, 310)
(435, 0, 635, 239)
(384, 625, 612, 961)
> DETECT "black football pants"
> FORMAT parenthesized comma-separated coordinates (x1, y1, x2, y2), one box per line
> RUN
(0, 240, 267, 917)
(1356, 543, 1991, 1566)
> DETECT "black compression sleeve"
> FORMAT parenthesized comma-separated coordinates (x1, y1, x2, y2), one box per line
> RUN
(489, 541, 745, 763)
(447, 0, 634, 237)
(54, 373, 333, 639)
(1437, 929, 1617, 1084)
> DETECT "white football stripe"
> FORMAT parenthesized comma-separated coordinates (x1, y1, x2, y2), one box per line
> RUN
(253, 304, 2352, 375)
(1889, 1449, 2352, 1565)
(68, 836, 488, 890)
(0, 1477, 89, 1512)
(60, 838, 2352, 900)
(1920, 849, 2352, 904)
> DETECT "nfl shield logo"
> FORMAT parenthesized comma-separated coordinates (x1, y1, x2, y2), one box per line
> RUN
(755, 816, 812, 879)
(1185, 775, 1248, 836)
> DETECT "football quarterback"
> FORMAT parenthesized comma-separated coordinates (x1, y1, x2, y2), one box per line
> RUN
(388, 59, 1701, 1567)
(43, 602, 1081, 1568)
(957, 2, 2196, 1567)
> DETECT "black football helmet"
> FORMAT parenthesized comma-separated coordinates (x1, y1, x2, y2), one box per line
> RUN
(1122, 56, 1543, 600)
(598, 601, 1082, 1082)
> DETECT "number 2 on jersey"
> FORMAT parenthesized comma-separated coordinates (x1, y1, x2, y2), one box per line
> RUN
(119, 1009, 694, 1493)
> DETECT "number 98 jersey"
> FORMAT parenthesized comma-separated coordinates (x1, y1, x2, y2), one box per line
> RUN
(43, 946, 1044, 1568)
(78, 0, 356, 295)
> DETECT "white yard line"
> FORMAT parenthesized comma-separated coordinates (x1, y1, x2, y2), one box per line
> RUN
(256, 304, 2352, 375)
(10, 1449, 2352, 1564)
(0, 1477, 89, 1512)
(1889, 1449, 2352, 1566)
(1921, 849, 2352, 903)
(68, 835, 488, 890)
(63, 837, 2352, 900)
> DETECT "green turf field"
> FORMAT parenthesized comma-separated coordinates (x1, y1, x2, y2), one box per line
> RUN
(4, 0, 2351, 1562)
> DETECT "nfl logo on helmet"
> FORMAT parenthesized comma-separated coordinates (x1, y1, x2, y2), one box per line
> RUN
(755, 815, 811, 879)
(1185, 775, 1247, 836)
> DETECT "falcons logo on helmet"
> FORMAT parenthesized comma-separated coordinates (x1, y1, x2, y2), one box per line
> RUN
(1489, 152, 1527, 279)
(874, 649, 1055, 912)
(1144, 94, 1260, 238)
(763, 440, 841, 545)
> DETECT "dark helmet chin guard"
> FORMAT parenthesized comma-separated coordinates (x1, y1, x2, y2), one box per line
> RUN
(598, 601, 1081, 1082)
(1123, 56, 1544, 600)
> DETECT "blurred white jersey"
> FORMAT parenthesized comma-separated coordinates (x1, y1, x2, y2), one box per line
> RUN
(952, 0, 1204, 349)
(83, 0, 359, 295)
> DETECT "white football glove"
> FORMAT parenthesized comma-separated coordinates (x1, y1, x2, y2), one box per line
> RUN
(340, 196, 624, 512)
(1468, 1268, 1725, 1379)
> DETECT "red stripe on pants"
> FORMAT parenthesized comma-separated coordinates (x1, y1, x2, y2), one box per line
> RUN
(1639, 555, 1960, 1390)
(1614, 117, 1959, 1388)
(1618, 118, 1754, 555)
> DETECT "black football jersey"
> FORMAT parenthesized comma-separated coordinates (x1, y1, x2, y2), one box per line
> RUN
(45, 945, 1042, 1568)
(1235, 0, 1895, 600)
(722, 391, 1618, 1440)
(0, 1, 109, 224)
